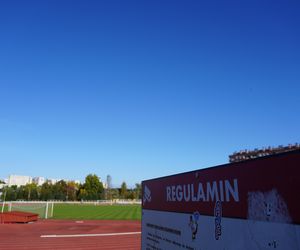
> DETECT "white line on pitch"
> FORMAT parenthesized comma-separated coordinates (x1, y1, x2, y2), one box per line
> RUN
(41, 231, 141, 238)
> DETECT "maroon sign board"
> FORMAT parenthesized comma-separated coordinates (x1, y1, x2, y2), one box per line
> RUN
(141, 150, 300, 250)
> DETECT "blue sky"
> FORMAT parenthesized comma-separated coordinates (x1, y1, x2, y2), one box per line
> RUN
(0, 0, 299, 187)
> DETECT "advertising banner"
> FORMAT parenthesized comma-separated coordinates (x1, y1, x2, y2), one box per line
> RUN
(141, 150, 300, 250)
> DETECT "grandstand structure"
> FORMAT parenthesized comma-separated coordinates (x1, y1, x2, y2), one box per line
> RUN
(229, 143, 300, 163)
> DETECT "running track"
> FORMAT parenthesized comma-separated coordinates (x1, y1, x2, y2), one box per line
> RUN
(0, 220, 141, 250)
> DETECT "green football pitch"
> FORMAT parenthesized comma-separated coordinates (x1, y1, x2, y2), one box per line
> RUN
(53, 204, 141, 220)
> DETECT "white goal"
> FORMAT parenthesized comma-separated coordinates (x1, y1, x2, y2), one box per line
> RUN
(7, 201, 54, 219)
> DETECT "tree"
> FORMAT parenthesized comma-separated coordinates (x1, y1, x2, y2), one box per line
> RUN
(120, 181, 127, 199)
(4, 186, 18, 201)
(84, 174, 104, 200)
(53, 180, 67, 200)
(40, 182, 54, 201)
(16, 185, 25, 200)
(66, 181, 78, 201)
(110, 188, 119, 200)
(126, 190, 135, 200)
(78, 185, 88, 201)
(24, 183, 39, 200)
(134, 183, 142, 199)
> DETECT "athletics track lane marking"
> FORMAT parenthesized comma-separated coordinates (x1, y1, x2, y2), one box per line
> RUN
(41, 231, 141, 238)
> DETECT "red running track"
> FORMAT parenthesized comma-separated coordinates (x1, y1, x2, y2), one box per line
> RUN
(0, 220, 141, 250)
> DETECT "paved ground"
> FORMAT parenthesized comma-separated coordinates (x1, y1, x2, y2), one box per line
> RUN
(0, 219, 141, 250)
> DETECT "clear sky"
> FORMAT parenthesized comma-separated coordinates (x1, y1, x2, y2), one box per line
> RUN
(0, 0, 299, 187)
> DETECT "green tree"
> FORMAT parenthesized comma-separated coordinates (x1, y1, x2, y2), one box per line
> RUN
(126, 190, 135, 200)
(78, 187, 88, 201)
(16, 186, 25, 200)
(120, 181, 127, 199)
(66, 181, 78, 201)
(53, 180, 67, 200)
(84, 174, 104, 200)
(4, 186, 18, 201)
(134, 183, 142, 199)
(110, 188, 119, 200)
(24, 183, 39, 200)
(40, 181, 54, 200)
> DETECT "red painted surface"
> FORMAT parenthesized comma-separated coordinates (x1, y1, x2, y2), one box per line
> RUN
(0, 211, 38, 223)
(0, 220, 141, 250)
(142, 150, 300, 223)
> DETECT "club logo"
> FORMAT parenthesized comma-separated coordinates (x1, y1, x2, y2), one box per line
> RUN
(143, 185, 151, 204)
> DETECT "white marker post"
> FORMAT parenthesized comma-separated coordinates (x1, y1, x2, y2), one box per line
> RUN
(1, 190, 6, 213)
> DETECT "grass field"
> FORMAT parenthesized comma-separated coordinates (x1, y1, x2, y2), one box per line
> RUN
(53, 204, 141, 220)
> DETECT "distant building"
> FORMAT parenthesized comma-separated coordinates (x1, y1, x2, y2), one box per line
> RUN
(32, 177, 45, 186)
(47, 178, 61, 185)
(8, 175, 32, 187)
(229, 143, 300, 163)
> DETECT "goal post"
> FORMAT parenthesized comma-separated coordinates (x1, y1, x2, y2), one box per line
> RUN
(7, 201, 54, 219)
(44, 202, 54, 219)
